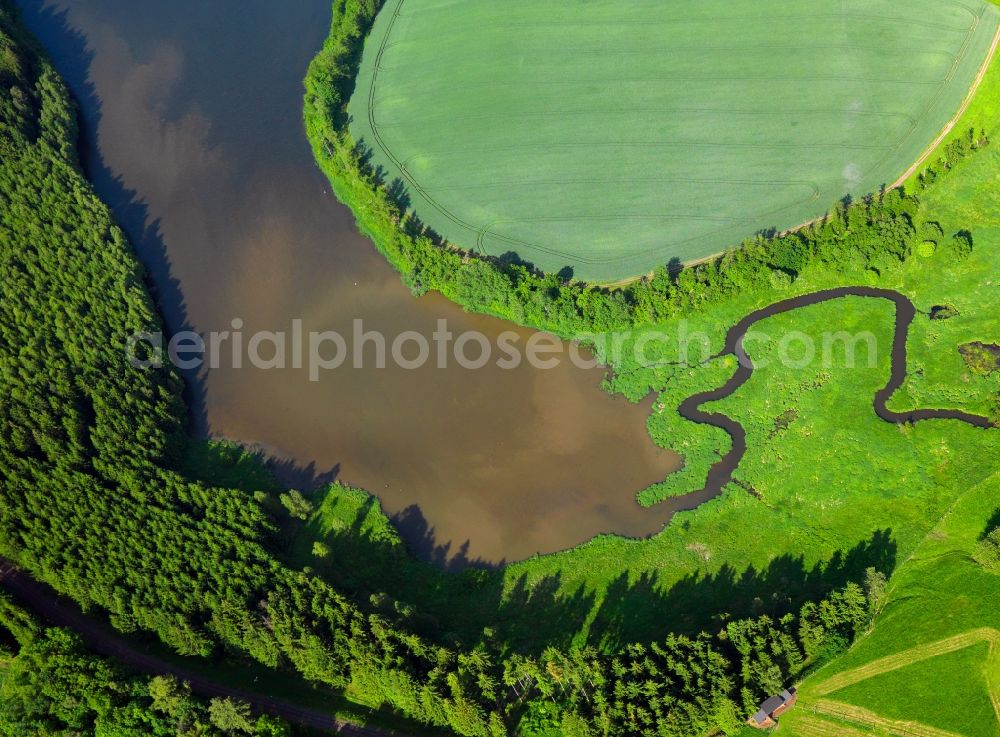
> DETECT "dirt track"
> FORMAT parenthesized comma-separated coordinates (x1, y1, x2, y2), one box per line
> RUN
(812, 699, 967, 737)
(891, 25, 1000, 189)
(813, 628, 999, 696)
(0, 560, 404, 737)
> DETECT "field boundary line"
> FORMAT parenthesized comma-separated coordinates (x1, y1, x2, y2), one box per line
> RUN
(812, 699, 967, 737)
(868, 3, 984, 188)
(986, 630, 1000, 725)
(892, 22, 1000, 188)
(814, 628, 999, 696)
(366, 0, 494, 247)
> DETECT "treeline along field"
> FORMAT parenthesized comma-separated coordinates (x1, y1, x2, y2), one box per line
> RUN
(2, 1, 999, 736)
(347, 0, 1000, 280)
(306, 0, 1000, 341)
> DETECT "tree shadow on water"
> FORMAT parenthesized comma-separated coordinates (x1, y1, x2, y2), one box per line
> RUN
(390, 505, 502, 572)
(16, 1, 208, 438)
(267, 458, 341, 493)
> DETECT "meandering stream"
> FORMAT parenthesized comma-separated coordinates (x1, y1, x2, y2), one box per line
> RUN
(675, 286, 993, 503)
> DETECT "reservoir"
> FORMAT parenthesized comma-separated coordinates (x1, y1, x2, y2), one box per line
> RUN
(19, 0, 680, 566)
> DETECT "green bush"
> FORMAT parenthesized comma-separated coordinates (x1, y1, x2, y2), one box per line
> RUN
(973, 527, 1000, 571)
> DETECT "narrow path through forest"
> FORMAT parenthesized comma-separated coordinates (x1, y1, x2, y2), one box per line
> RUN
(0, 563, 404, 737)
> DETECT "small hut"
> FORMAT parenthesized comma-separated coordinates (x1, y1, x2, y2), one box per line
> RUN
(748, 687, 797, 728)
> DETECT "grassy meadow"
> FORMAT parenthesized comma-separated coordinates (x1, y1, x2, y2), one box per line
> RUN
(774, 52, 1000, 734)
(349, 0, 1000, 279)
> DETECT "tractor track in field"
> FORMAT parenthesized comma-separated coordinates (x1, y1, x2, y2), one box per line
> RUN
(790, 627, 1000, 736)
(793, 714, 876, 737)
(813, 628, 1000, 696)
(811, 699, 969, 737)
(892, 23, 1000, 189)
(603, 19, 1000, 285)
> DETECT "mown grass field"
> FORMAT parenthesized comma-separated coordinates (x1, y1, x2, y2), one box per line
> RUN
(822, 642, 996, 737)
(349, 0, 1000, 280)
(779, 471, 1000, 737)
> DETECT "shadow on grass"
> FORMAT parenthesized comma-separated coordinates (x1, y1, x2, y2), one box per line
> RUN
(982, 508, 1000, 539)
(292, 485, 898, 655)
(588, 529, 897, 650)
(285, 485, 603, 651)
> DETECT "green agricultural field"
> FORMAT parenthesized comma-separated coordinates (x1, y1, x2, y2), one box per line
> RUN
(823, 643, 997, 737)
(349, 0, 1000, 280)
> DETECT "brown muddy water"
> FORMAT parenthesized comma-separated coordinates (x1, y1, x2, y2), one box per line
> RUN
(19, 0, 680, 566)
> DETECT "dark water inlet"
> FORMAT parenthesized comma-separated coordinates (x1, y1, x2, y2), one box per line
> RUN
(16, 0, 679, 567)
